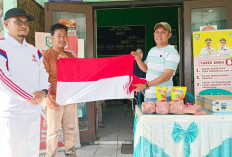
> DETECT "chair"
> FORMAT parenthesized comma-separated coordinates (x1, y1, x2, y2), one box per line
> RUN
(185, 92, 194, 103)
(199, 88, 232, 95)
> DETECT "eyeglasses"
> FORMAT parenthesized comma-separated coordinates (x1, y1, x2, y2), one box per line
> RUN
(11, 19, 31, 27)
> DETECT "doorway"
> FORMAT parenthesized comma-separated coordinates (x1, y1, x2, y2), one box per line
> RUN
(96, 6, 181, 85)
(94, 5, 181, 148)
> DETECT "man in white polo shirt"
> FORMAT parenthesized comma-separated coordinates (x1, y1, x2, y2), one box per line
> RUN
(0, 8, 49, 157)
(199, 38, 215, 57)
(131, 22, 180, 102)
(218, 38, 232, 56)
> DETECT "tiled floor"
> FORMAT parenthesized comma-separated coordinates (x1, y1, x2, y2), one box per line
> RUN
(40, 104, 134, 157)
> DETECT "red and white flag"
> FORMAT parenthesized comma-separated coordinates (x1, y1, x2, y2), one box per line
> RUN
(56, 55, 146, 105)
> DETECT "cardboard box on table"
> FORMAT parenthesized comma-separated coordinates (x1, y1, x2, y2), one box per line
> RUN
(196, 95, 232, 112)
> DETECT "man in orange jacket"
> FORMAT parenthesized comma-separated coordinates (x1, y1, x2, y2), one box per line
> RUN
(43, 23, 80, 157)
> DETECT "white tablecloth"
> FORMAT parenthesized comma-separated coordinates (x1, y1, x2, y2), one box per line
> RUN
(134, 105, 232, 157)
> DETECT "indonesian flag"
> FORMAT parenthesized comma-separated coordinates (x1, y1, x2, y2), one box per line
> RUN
(56, 54, 146, 105)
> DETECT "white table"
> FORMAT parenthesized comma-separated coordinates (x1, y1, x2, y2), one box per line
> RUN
(134, 105, 232, 157)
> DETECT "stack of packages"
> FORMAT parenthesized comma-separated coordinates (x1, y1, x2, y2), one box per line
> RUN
(141, 86, 207, 115)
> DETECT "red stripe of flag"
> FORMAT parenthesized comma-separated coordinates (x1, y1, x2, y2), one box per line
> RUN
(57, 54, 134, 82)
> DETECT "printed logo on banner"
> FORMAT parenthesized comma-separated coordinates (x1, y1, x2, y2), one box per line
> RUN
(226, 58, 232, 66)
(46, 36, 53, 48)
(194, 34, 200, 40)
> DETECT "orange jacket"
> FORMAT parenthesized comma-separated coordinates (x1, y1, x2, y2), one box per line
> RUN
(42, 48, 74, 101)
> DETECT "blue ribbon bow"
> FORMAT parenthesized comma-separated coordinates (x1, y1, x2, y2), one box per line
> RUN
(172, 122, 199, 157)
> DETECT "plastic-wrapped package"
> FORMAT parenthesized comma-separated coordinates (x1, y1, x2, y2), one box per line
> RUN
(184, 103, 195, 107)
(169, 101, 185, 114)
(194, 110, 207, 115)
(183, 105, 202, 114)
(156, 87, 168, 102)
(141, 101, 156, 113)
(156, 102, 170, 114)
(171, 86, 187, 102)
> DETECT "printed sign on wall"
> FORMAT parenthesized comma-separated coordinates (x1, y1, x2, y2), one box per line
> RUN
(193, 30, 232, 97)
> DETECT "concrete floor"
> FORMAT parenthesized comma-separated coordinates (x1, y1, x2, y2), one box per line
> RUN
(40, 104, 134, 157)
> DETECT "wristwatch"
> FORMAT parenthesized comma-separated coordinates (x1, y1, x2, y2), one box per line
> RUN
(145, 82, 149, 89)
(41, 89, 48, 97)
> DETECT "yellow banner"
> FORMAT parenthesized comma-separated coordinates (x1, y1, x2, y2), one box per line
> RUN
(193, 30, 232, 58)
(193, 30, 232, 97)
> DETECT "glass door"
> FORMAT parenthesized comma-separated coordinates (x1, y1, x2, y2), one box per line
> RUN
(44, 2, 95, 143)
(183, 0, 232, 95)
(191, 7, 227, 32)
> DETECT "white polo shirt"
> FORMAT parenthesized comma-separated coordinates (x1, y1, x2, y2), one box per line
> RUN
(0, 34, 49, 116)
(144, 45, 180, 98)
(199, 47, 215, 57)
(218, 46, 232, 55)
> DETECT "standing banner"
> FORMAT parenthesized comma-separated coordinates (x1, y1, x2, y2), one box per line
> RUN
(193, 30, 232, 97)
(39, 109, 67, 153)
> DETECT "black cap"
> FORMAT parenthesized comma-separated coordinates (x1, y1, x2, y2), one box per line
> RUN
(205, 38, 212, 43)
(220, 38, 226, 43)
(4, 8, 35, 21)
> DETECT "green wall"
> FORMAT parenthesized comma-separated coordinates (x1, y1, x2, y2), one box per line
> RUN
(3, 0, 17, 35)
(97, 6, 179, 54)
